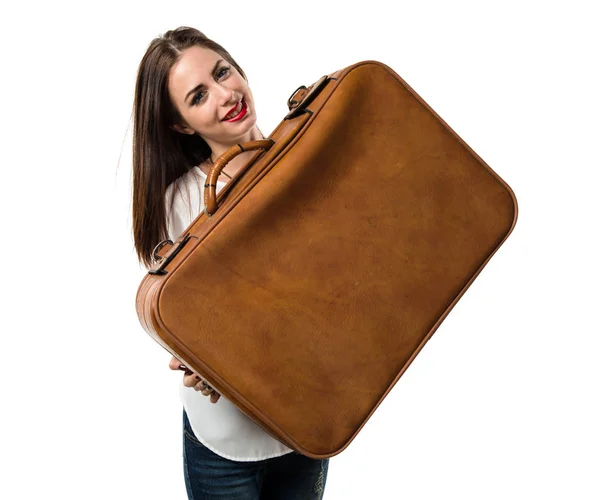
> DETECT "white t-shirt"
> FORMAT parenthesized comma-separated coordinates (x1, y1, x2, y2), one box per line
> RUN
(165, 166, 294, 462)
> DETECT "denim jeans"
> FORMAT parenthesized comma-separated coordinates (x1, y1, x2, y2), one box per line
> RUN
(183, 411, 329, 499)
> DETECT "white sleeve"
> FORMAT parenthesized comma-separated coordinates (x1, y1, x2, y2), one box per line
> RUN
(165, 181, 194, 242)
(165, 168, 226, 242)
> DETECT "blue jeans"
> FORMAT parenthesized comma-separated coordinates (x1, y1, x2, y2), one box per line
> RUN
(183, 411, 329, 499)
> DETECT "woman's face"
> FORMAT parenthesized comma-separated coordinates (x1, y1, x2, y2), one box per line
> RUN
(168, 46, 257, 145)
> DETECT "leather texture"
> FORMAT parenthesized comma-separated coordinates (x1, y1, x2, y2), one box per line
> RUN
(136, 60, 518, 459)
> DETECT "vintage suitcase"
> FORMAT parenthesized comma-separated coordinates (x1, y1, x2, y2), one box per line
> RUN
(136, 60, 518, 459)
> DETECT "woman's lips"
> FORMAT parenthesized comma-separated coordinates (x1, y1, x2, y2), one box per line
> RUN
(223, 100, 242, 119)
(222, 99, 248, 122)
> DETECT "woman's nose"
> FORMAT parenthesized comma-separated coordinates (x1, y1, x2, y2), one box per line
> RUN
(215, 84, 237, 105)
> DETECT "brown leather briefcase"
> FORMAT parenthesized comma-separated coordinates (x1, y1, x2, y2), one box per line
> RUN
(136, 60, 518, 459)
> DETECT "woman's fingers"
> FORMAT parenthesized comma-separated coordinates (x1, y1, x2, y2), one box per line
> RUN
(183, 372, 200, 387)
(184, 373, 214, 394)
(195, 380, 214, 395)
(169, 356, 220, 403)
(168, 355, 183, 371)
(180, 367, 210, 391)
(192, 378, 221, 403)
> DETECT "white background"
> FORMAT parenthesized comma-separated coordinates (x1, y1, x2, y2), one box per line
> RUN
(1, 1, 598, 498)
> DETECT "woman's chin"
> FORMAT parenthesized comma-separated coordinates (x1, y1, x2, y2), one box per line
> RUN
(226, 117, 259, 141)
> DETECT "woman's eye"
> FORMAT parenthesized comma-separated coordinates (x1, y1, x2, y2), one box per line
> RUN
(217, 66, 230, 79)
(190, 67, 230, 105)
(191, 91, 205, 106)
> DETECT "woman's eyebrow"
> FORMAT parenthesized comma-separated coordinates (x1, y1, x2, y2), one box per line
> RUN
(185, 59, 224, 103)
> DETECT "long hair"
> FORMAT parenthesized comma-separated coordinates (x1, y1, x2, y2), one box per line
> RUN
(132, 27, 247, 268)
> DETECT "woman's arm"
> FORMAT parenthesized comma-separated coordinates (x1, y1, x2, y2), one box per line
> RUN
(165, 175, 220, 403)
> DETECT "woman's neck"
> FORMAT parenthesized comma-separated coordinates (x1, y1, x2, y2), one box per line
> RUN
(207, 126, 264, 159)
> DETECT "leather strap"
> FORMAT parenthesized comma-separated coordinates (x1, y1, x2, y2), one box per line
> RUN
(204, 139, 275, 215)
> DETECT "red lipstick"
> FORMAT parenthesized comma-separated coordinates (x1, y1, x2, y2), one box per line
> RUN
(222, 99, 248, 122)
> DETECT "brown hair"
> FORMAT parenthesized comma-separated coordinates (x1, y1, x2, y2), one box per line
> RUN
(131, 26, 247, 268)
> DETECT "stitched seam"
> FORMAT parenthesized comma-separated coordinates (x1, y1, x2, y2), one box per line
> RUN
(183, 443, 194, 498)
(314, 460, 325, 497)
(257, 465, 266, 496)
(184, 429, 205, 447)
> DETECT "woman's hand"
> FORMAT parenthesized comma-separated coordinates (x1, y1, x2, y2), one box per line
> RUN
(169, 356, 221, 404)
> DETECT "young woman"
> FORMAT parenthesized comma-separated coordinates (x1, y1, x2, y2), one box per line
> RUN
(131, 26, 329, 499)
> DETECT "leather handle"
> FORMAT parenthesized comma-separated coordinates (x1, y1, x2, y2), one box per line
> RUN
(204, 139, 275, 216)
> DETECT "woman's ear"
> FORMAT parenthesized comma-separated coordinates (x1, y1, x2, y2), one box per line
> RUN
(171, 123, 195, 135)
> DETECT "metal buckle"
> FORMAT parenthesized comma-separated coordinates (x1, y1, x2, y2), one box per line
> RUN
(148, 234, 193, 276)
(287, 85, 307, 110)
(285, 76, 329, 120)
(152, 239, 173, 263)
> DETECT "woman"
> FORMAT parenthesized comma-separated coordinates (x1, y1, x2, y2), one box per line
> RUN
(131, 26, 329, 499)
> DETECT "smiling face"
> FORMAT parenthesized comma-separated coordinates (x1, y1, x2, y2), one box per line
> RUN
(168, 45, 258, 148)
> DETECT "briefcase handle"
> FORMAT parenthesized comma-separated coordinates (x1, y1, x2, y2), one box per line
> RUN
(204, 139, 275, 215)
